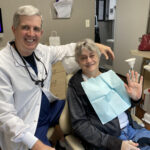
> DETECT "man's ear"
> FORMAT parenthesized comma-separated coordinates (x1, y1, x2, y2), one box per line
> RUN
(41, 29, 44, 36)
(12, 26, 15, 34)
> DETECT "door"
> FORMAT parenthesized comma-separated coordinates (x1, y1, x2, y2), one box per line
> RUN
(113, 0, 150, 76)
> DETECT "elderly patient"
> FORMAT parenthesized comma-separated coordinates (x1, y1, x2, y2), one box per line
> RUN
(67, 39, 150, 150)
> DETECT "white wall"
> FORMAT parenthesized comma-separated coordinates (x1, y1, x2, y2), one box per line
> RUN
(0, 0, 95, 47)
(113, 0, 150, 76)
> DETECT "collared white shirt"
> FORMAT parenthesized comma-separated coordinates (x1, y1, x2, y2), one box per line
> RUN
(0, 42, 76, 150)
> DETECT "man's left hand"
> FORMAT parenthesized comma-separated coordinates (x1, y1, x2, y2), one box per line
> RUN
(96, 43, 115, 60)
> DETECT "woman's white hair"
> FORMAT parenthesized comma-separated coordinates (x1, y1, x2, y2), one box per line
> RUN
(13, 5, 43, 29)
(75, 38, 101, 62)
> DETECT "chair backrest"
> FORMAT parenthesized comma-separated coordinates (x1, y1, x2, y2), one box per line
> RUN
(59, 73, 85, 150)
(59, 73, 73, 135)
(59, 100, 72, 135)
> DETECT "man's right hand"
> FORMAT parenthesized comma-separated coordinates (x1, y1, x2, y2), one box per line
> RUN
(32, 140, 55, 150)
(121, 140, 140, 150)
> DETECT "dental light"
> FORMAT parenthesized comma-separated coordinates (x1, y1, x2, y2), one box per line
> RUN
(125, 58, 136, 70)
(125, 58, 136, 77)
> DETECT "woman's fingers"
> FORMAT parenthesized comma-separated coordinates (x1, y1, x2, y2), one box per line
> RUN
(139, 75, 143, 86)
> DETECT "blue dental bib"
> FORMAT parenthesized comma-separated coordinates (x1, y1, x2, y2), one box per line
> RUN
(81, 70, 131, 124)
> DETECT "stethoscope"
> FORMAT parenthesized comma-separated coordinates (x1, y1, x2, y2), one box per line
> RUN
(10, 41, 48, 87)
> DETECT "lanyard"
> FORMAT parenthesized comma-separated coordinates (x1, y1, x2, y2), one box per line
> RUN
(12, 42, 48, 87)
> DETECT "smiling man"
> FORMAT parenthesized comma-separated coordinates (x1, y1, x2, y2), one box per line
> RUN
(0, 5, 114, 150)
(12, 15, 43, 56)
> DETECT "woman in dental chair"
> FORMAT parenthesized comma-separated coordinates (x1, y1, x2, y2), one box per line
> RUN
(67, 39, 150, 150)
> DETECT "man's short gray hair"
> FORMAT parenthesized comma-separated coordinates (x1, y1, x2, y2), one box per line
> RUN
(13, 5, 43, 29)
(75, 38, 101, 62)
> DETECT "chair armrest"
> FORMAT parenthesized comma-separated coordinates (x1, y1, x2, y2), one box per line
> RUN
(131, 114, 145, 127)
(47, 127, 55, 139)
(65, 135, 85, 150)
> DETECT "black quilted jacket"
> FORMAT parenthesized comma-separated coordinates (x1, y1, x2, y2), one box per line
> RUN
(67, 69, 142, 150)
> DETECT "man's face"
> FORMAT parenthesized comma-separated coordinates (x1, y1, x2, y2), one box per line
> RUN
(12, 15, 43, 56)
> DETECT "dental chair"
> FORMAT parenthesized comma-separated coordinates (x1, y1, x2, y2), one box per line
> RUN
(59, 99, 85, 150)
(58, 73, 85, 150)
(58, 72, 145, 150)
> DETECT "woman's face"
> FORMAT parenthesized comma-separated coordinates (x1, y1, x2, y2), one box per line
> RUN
(78, 49, 100, 77)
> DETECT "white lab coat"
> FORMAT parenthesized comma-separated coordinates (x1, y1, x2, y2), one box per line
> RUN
(0, 42, 76, 150)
